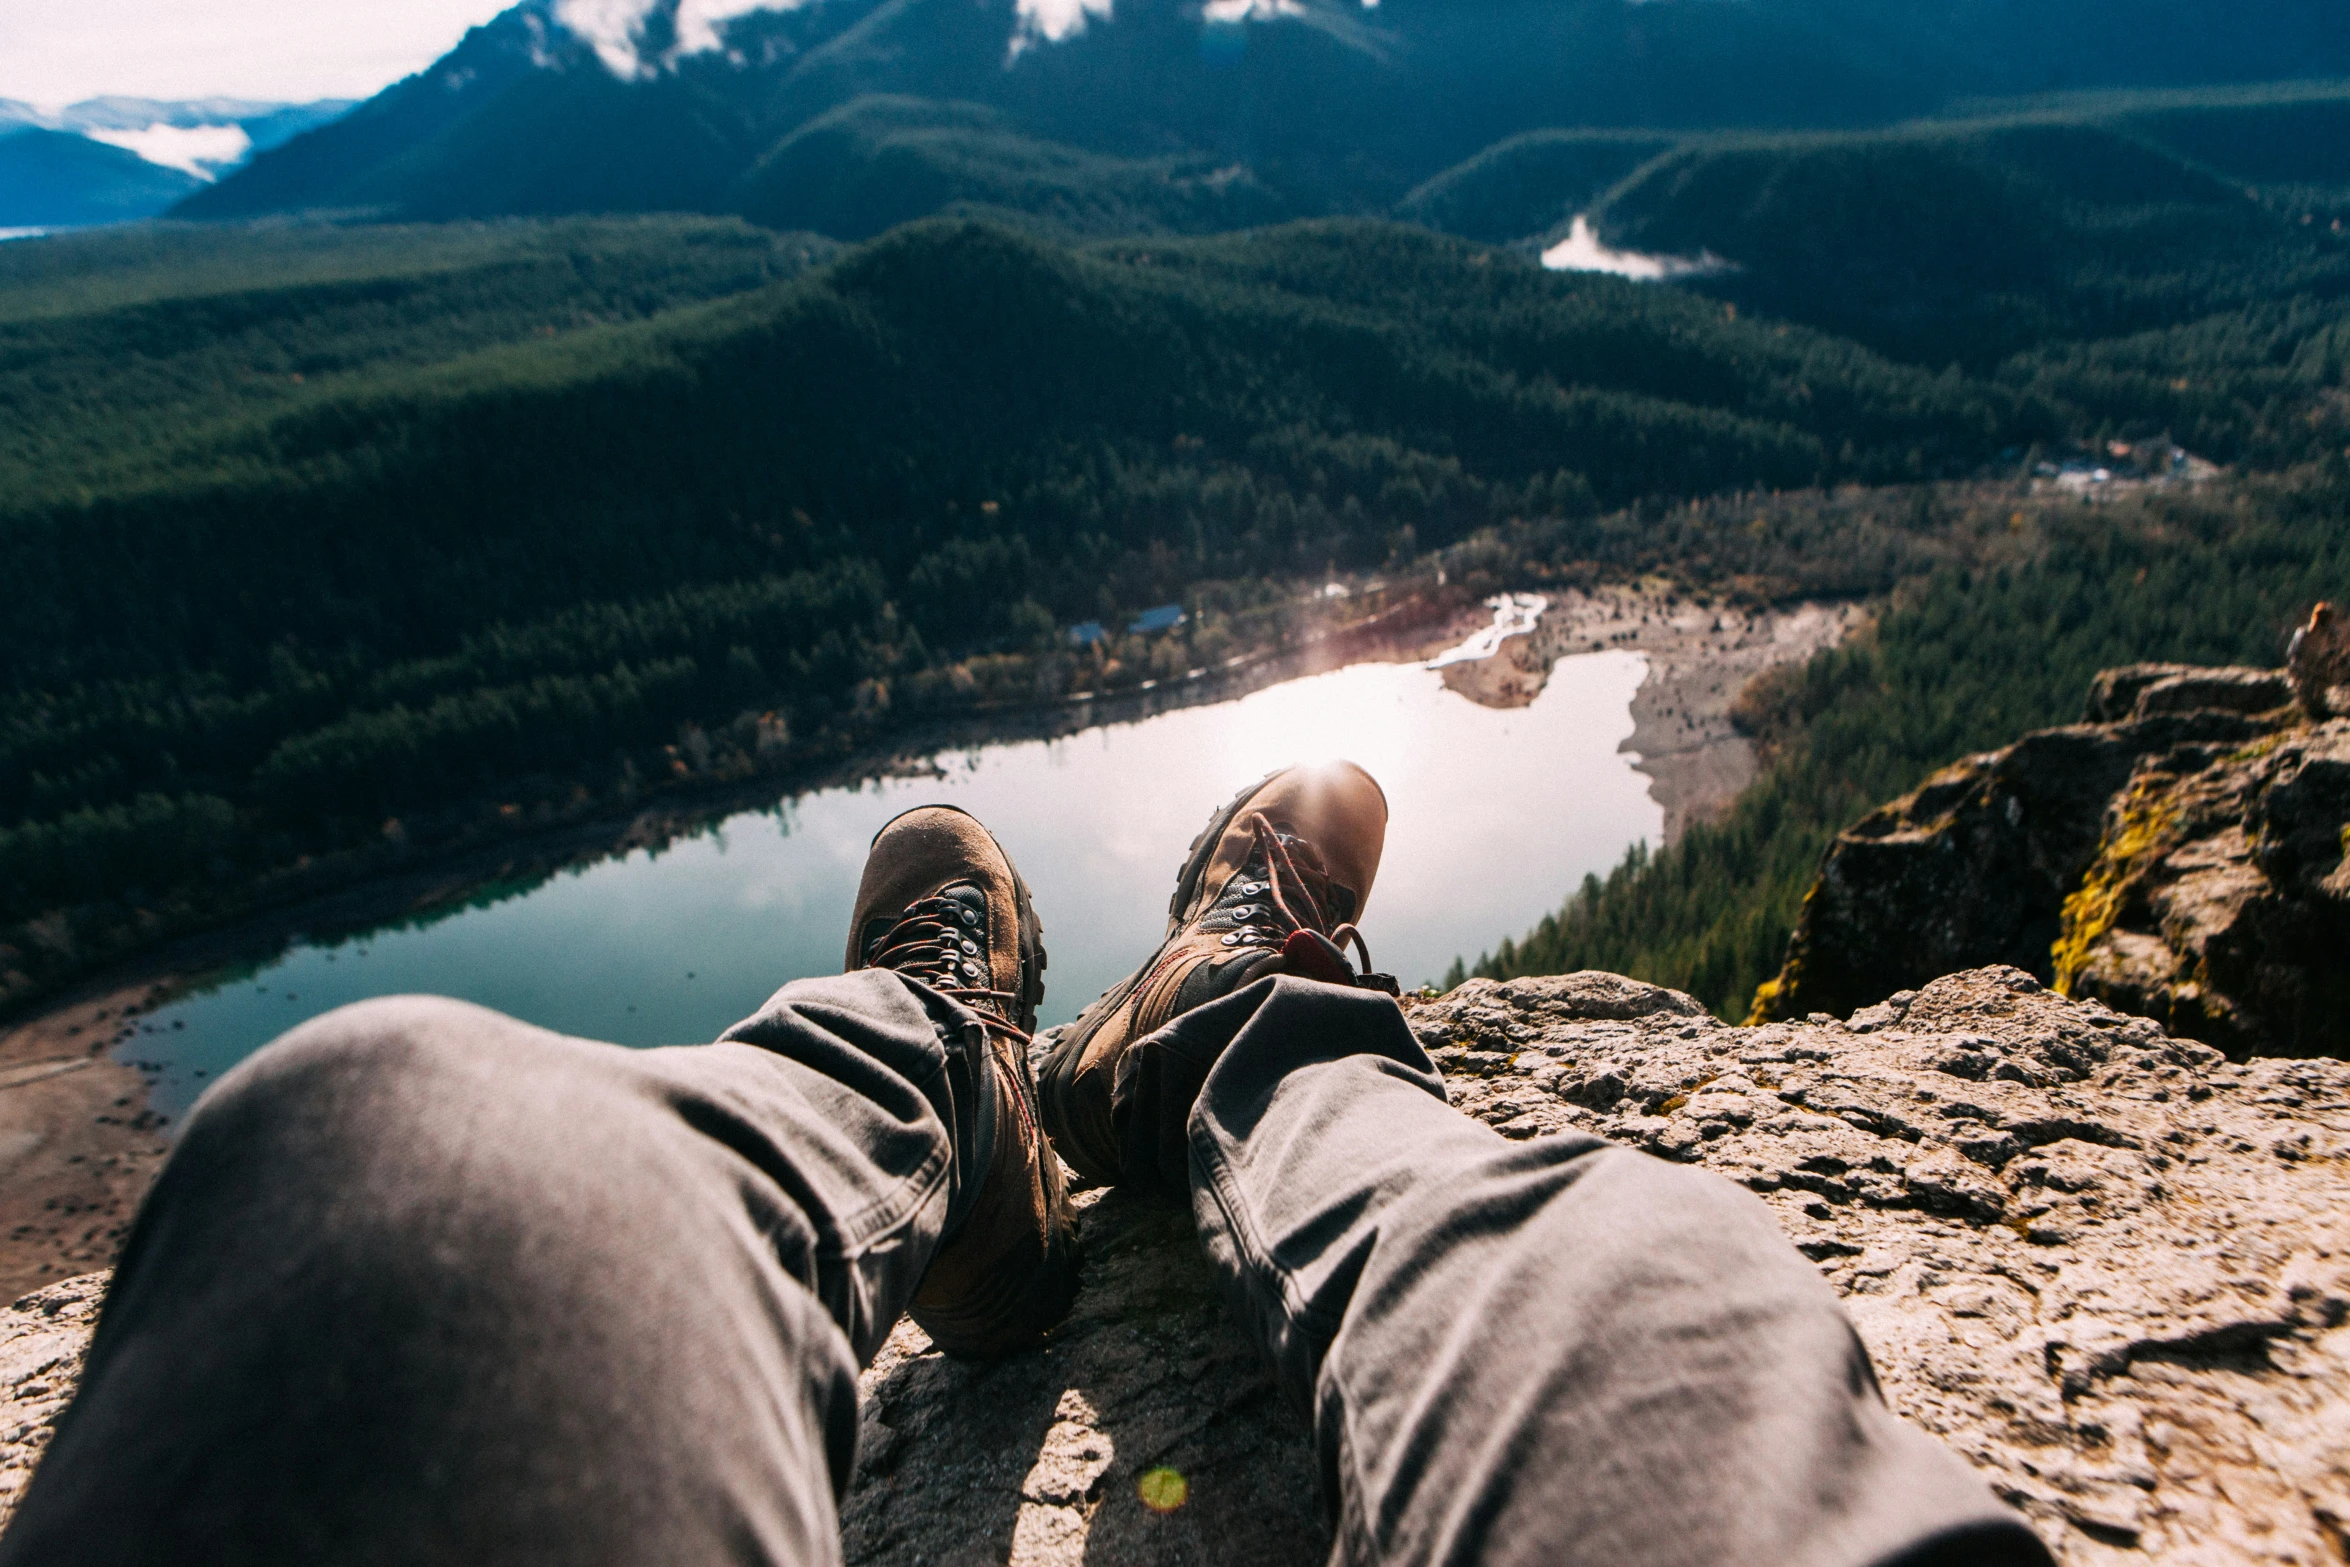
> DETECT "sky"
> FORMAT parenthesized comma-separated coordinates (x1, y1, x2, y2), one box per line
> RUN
(0, 0, 1299, 110)
(0, 0, 515, 107)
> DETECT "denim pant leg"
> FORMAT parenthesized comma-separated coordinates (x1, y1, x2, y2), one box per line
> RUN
(0, 969, 993, 1567)
(1131, 977, 2053, 1567)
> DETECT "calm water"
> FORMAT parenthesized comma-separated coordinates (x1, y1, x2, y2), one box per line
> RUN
(122, 653, 1661, 1120)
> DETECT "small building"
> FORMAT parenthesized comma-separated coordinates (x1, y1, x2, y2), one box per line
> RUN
(1068, 621, 1107, 648)
(1127, 603, 1187, 636)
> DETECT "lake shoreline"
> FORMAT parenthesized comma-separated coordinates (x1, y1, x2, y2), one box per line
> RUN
(0, 578, 1860, 1303)
(0, 589, 1485, 1301)
(1432, 581, 1868, 843)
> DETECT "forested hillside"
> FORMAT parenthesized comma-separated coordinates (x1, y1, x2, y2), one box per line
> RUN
(1445, 96, 2350, 474)
(1591, 117, 2350, 371)
(12, 66, 2350, 1011)
(0, 210, 2053, 1003)
(0, 218, 836, 505)
(1472, 468, 2350, 1017)
(1395, 130, 1678, 245)
(728, 97, 1293, 242)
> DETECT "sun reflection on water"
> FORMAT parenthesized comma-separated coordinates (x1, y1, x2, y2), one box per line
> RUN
(129, 654, 1663, 1121)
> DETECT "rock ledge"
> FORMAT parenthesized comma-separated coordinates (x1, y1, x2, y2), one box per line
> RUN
(6, 969, 2347, 1564)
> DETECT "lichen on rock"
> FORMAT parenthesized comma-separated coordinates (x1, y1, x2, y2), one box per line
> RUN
(1755, 658, 2347, 1056)
(2055, 720, 2350, 1054)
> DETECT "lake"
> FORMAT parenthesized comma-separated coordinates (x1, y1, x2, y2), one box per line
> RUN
(121, 650, 1663, 1121)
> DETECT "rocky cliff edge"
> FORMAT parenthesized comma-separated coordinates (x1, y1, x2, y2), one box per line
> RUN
(7, 967, 2348, 1564)
(1753, 646, 2349, 1056)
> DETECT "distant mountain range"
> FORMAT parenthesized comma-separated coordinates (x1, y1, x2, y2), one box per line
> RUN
(9, 5, 2350, 1012)
(174, 0, 2350, 237)
(0, 99, 350, 229)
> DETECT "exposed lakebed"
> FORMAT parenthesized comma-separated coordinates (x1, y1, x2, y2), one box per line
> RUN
(119, 649, 1663, 1120)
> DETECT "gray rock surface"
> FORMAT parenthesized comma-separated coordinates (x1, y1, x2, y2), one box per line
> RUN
(0, 1273, 101, 1528)
(1755, 661, 2347, 1056)
(1420, 968, 2350, 1565)
(2131, 669, 2292, 719)
(7, 968, 2349, 1563)
(842, 1193, 1323, 1566)
(2087, 664, 2292, 723)
(2056, 718, 2350, 1055)
(1752, 704, 2278, 1025)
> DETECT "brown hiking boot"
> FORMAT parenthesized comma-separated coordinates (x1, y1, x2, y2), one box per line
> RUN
(1037, 761, 1394, 1187)
(848, 805, 1079, 1358)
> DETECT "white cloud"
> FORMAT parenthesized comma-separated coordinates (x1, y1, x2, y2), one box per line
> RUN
(552, 0, 1302, 73)
(674, 0, 791, 55)
(552, 0, 656, 76)
(82, 122, 254, 179)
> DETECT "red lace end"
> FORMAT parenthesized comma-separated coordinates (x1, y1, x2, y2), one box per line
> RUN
(1280, 929, 1357, 986)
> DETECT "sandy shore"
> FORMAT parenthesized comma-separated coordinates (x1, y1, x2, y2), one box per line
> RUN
(0, 578, 1862, 1302)
(0, 996, 171, 1304)
(1436, 581, 1867, 842)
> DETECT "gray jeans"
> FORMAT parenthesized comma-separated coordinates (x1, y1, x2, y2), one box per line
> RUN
(1, 972, 2048, 1567)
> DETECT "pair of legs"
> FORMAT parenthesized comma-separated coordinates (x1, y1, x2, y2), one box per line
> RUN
(1, 775, 2050, 1565)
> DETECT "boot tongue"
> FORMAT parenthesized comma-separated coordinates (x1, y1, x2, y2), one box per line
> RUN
(1258, 829, 1335, 925)
(861, 882, 991, 985)
(1167, 931, 1374, 1019)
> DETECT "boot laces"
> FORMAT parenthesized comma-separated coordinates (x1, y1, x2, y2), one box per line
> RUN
(1200, 812, 1379, 977)
(867, 885, 1032, 1048)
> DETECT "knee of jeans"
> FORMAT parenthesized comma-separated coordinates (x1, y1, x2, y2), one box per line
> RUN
(1579, 1147, 1833, 1275)
(189, 994, 558, 1145)
(1588, 1144, 1759, 1215)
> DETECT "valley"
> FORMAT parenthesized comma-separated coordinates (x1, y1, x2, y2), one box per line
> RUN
(0, 574, 1853, 1303)
(0, 210, 2057, 1016)
(6, 4, 2350, 1559)
(1, 0, 2346, 1341)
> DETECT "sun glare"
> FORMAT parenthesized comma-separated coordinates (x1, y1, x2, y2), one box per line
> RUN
(1206, 664, 1423, 785)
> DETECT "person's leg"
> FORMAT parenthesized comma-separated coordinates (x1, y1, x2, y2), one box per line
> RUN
(1127, 976, 2055, 1567)
(0, 807, 1074, 1567)
(0, 976, 949, 1566)
(1042, 760, 2045, 1566)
